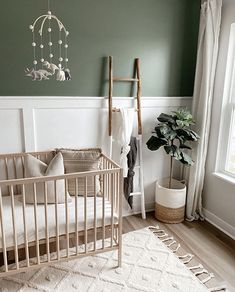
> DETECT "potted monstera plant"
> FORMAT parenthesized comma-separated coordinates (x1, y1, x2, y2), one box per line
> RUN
(146, 108, 199, 223)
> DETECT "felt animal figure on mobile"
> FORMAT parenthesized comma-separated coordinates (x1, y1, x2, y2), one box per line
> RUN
(64, 68, 71, 80)
(56, 68, 65, 81)
(25, 68, 49, 81)
(37, 69, 52, 77)
(43, 61, 59, 75)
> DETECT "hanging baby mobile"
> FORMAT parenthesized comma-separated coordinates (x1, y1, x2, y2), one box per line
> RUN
(25, 0, 71, 81)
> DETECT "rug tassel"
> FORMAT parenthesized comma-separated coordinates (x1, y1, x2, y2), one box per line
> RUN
(167, 240, 176, 247)
(178, 253, 192, 259)
(182, 257, 193, 264)
(171, 243, 180, 253)
(149, 227, 168, 238)
(178, 253, 194, 264)
(149, 225, 160, 230)
(189, 264, 203, 270)
(194, 268, 208, 276)
(157, 233, 168, 238)
(201, 273, 214, 284)
(162, 236, 174, 242)
(209, 284, 227, 291)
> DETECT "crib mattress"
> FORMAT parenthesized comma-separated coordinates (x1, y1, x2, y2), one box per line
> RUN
(0, 195, 118, 249)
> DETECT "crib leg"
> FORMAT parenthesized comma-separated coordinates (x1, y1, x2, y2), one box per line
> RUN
(118, 246, 122, 267)
(117, 221, 122, 267)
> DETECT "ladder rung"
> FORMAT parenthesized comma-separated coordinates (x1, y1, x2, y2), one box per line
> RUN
(134, 165, 140, 169)
(113, 77, 139, 82)
(130, 192, 142, 196)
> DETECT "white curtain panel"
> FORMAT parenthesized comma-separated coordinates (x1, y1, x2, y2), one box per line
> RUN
(186, 0, 222, 220)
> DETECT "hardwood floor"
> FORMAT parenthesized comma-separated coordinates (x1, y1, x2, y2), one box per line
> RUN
(123, 212, 235, 291)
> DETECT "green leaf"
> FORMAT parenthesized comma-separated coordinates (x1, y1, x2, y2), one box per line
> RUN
(172, 108, 194, 124)
(174, 148, 182, 160)
(146, 136, 167, 151)
(164, 145, 174, 155)
(159, 124, 177, 140)
(180, 152, 194, 165)
(164, 145, 182, 160)
(176, 129, 198, 142)
(176, 119, 191, 128)
(189, 129, 200, 140)
(154, 126, 164, 138)
(179, 144, 192, 150)
(157, 113, 175, 124)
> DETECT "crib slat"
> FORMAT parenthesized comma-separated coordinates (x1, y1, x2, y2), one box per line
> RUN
(118, 169, 123, 267)
(102, 173, 105, 249)
(33, 183, 40, 265)
(0, 187, 8, 272)
(115, 172, 118, 242)
(44, 182, 50, 262)
(54, 180, 60, 260)
(115, 172, 118, 213)
(108, 163, 110, 201)
(12, 157, 17, 194)
(22, 184, 30, 267)
(65, 179, 69, 258)
(10, 185, 19, 270)
(94, 176, 97, 251)
(13, 157, 17, 179)
(4, 158, 9, 180)
(4, 158, 10, 195)
(111, 173, 114, 248)
(84, 177, 87, 253)
(21, 156, 25, 178)
(75, 178, 79, 255)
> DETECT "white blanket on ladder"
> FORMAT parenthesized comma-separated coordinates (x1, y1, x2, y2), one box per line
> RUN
(113, 108, 134, 177)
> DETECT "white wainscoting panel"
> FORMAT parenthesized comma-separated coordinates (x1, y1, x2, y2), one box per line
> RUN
(0, 108, 24, 153)
(0, 96, 192, 215)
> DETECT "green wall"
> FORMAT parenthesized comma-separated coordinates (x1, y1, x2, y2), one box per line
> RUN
(0, 0, 200, 96)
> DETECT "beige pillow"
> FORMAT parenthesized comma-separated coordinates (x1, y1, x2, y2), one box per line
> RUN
(22, 152, 71, 204)
(58, 148, 102, 196)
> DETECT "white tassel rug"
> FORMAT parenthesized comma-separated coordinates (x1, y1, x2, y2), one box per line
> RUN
(0, 227, 223, 292)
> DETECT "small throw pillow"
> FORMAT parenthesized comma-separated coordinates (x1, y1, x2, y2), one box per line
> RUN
(23, 152, 71, 204)
(58, 148, 102, 196)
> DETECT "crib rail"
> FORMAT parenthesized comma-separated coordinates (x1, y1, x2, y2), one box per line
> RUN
(0, 153, 123, 277)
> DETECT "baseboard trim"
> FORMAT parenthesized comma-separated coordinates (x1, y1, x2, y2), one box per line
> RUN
(203, 208, 235, 240)
(123, 202, 154, 217)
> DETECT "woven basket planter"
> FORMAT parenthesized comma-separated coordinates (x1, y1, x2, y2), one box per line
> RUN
(155, 178, 186, 223)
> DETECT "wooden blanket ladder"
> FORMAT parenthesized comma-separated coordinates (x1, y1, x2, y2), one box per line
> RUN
(108, 56, 146, 219)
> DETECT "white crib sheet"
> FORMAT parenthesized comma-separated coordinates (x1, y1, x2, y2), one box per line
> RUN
(0, 195, 118, 249)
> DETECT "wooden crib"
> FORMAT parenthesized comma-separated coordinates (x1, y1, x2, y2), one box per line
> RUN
(0, 150, 123, 277)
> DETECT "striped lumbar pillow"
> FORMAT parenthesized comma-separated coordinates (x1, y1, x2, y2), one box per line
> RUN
(58, 148, 102, 196)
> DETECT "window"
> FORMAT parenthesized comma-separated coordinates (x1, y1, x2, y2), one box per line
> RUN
(216, 24, 235, 179)
(225, 108, 235, 175)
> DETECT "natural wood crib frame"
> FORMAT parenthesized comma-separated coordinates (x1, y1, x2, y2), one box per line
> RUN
(0, 150, 123, 277)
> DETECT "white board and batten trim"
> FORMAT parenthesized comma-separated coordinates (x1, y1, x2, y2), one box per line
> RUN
(1, 95, 235, 236)
(203, 208, 235, 240)
(0, 96, 192, 152)
(0, 96, 191, 215)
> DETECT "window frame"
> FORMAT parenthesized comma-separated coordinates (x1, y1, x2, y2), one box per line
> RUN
(215, 24, 235, 180)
